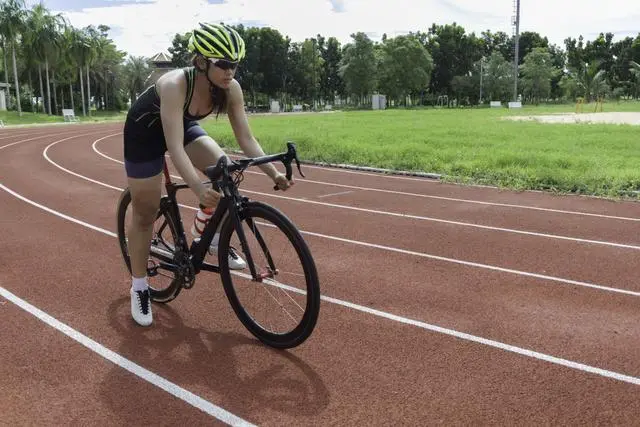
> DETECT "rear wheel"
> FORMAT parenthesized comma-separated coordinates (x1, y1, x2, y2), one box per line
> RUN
(116, 189, 184, 303)
(218, 200, 320, 349)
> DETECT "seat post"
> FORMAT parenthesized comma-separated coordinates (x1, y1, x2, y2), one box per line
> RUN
(163, 161, 172, 184)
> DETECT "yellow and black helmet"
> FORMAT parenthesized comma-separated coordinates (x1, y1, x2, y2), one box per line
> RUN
(188, 22, 246, 62)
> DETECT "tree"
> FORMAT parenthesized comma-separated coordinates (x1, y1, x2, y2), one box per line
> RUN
(377, 35, 433, 106)
(26, 3, 67, 114)
(425, 23, 484, 96)
(629, 60, 640, 98)
(339, 32, 377, 105)
(299, 38, 323, 107)
(168, 32, 191, 68)
(0, 0, 27, 115)
(321, 36, 344, 103)
(257, 27, 289, 99)
(123, 55, 149, 103)
(482, 51, 513, 102)
(520, 47, 560, 103)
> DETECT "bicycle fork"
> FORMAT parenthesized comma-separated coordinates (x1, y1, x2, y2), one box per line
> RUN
(230, 201, 278, 282)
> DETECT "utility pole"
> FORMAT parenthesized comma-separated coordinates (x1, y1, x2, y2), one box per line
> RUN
(479, 57, 484, 104)
(512, 0, 521, 102)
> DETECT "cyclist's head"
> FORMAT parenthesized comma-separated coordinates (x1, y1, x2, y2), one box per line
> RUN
(188, 22, 245, 116)
(188, 22, 245, 64)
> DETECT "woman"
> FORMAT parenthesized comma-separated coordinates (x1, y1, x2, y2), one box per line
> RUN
(123, 22, 293, 326)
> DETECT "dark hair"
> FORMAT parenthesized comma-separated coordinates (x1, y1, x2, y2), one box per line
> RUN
(191, 54, 229, 118)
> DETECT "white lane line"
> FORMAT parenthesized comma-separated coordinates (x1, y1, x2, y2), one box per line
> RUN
(317, 190, 354, 199)
(91, 140, 640, 251)
(0, 131, 51, 141)
(241, 190, 640, 251)
(226, 157, 640, 223)
(96, 135, 640, 222)
(2, 134, 253, 425)
(51, 138, 640, 297)
(0, 286, 255, 426)
(275, 175, 640, 222)
(297, 228, 640, 297)
(0, 130, 89, 150)
(1, 181, 639, 388)
(44, 133, 124, 191)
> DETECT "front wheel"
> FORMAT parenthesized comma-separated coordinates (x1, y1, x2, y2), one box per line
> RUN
(218, 201, 320, 349)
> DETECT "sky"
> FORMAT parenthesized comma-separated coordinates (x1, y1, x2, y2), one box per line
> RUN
(26, 0, 640, 58)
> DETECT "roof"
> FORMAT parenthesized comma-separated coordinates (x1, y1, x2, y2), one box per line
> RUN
(149, 52, 172, 63)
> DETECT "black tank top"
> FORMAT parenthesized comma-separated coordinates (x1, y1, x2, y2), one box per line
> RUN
(127, 67, 212, 129)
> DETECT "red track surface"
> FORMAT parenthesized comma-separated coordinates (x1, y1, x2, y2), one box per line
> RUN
(1, 123, 639, 425)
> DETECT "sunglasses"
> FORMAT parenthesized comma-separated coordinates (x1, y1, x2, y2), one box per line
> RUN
(208, 58, 239, 70)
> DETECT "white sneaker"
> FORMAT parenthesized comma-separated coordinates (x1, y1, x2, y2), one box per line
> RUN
(130, 288, 152, 326)
(209, 244, 247, 270)
(192, 219, 247, 270)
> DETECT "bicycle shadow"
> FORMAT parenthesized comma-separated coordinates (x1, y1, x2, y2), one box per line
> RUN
(99, 295, 330, 424)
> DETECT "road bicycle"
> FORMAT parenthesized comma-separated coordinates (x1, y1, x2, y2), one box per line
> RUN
(116, 142, 320, 349)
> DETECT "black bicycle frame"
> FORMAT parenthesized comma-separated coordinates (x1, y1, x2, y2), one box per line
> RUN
(150, 142, 303, 280)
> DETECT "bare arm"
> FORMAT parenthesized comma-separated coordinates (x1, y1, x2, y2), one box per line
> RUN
(226, 80, 281, 180)
(158, 76, 207, 197)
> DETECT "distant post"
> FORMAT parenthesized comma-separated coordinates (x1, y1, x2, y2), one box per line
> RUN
(512, 0, 521, 102)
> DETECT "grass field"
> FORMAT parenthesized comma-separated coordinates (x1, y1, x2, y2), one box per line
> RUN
(199, 101, 640, 199)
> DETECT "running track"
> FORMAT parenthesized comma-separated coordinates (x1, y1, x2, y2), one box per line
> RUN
(1, 123, 639, 425)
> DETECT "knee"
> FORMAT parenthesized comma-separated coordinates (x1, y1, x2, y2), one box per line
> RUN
(131, 202, 159, 228)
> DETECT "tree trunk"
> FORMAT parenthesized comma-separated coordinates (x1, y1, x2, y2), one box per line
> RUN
(52, 70, 58, 115)
(45, 56, 52, 115)
(86, 64, 91, 116)
(79, 66, 86, 116)
(38, 64, 45, 114)
(3, 47, 9, 109)
(104, 70, 108, 111)
(28, 70, 34, 112)
(11, 42, 21, 115)
(70, 83, 74, 112)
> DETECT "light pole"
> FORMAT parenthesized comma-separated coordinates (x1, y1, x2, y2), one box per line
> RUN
(479, 56, 485, 104)
(512, 0, 521, 102)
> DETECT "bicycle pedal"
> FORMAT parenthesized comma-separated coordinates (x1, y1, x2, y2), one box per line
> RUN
(182, 277, 196, 289)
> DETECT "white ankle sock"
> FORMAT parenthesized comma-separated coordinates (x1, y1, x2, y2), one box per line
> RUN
(132, 276, 148, 292)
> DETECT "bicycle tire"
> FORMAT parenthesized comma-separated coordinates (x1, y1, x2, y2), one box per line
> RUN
(218, 200, 321, 349)
(116, 188, 183, 303)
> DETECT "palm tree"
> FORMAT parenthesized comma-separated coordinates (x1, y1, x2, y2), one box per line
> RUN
(25, 3, 48, 113)
(569, 60, 609, 102)
(0, 0, 27, 115)
(82, 26, 101, 117)
(32, 4, 66, 115)
(123, 55, 150, 103)
(68, 27, 87, 115)
(59, 26, 78, 113)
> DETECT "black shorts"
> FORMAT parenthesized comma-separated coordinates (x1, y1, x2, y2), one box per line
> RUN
(123, 117, 207, 178)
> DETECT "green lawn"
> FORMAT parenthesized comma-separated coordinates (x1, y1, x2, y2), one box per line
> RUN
(200, 101, 640, 199)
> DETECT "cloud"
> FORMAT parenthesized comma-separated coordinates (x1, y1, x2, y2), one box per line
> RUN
(50, 0, 640, 58)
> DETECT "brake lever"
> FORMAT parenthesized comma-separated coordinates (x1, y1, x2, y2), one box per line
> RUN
(274, 142, 304, 191)
(273, 159, 293, 191)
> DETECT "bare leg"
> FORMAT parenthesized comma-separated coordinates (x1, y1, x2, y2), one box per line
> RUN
(184, 136, 247, 270)
(184, 134, 228, 176)
(127, 171, 163, 279)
